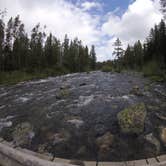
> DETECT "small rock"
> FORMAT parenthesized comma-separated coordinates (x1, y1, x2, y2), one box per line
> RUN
(147, 105, 160, 111)
(161, 102, 166, 108)
(76, 146, 87, 156)
(38, 144, 47, 153)
(145, 133, 160, 155)
(60, 84, 71, 90)
(53, 131, 71, 145)
(94, 124, 107, 135)
(155, 113, 166, 121)
(56, 89, 70, 99)
(67, 119, 84, 128)
(0, 121, 12, 131)
(130, 85, 143, 96)
(77, 95, 94, 107)
(69, 160, 85, 166)
(79, 83, 87, 87)
(117, 103, 146, 134)
(96, 132, 114, 158)
(12, 122, 34, 146)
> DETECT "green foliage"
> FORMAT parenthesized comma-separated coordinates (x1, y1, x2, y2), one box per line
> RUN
(99, 20, 166, 81)
(0, 67, 69, 85)
(0, 71, 49, 85)
(101, 65, 113, 72)
(0, 14, 97, 84)
(113, 38, 124, 59)
(90, 45, 97, 70)
(143, 61, 162, 77)
(142, 61, 166, 82)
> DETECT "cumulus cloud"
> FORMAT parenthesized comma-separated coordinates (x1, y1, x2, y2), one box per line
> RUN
(0, 0, 163, 62)
(97, 0, 163, 61)
(102, 0, 162, 45)
(81, 1, 102, 11)
(0, 0, 101, 45)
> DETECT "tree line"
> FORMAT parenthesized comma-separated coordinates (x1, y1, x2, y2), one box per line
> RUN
(109, 19, 166, 76)
(0, 14, 96, 74)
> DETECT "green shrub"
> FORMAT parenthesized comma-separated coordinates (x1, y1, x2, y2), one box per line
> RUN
(143, 61, 161, 77)
(101, 65, 113, 72)
(142, 61, 166, 82)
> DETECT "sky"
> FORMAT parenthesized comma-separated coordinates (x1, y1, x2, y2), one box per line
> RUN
(0, 0, 163, 61)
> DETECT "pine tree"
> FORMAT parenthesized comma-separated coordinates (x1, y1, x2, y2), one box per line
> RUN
(13, 21, 29, 70)
(62, 34, 69, 69)
(30, 24, 45, 71)
(90, 45, 96, 70)
(160, 0, 166, 19)
(52, 37, 61, 67)
(133, 40, 143, 69)
(44, 33, 53, 67)
(0, 13, 5, 71)
(158, 19, 166, 69)
(113, 38, 123, 59)
(124, 45, 134, 69)
(4, 17, 13, 71)
(0, 14, 94, 75)
(113, 38, 123, 70)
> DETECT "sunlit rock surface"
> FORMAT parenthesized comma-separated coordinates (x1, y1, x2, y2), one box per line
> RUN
(0, 71, 166, 161)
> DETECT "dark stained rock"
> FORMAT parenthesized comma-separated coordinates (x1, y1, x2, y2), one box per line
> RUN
(144, 133, 160, 155)
(96, 132, 114, 160)
(76, 146, 87, 157)
(79, 83, 87, 87)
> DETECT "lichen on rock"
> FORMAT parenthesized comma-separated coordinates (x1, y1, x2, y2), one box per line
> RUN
(12, 122, 34, 146)
(117, 103, 147, 134)
(130, 85, 143, 96)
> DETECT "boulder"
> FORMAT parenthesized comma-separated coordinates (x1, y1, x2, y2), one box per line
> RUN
(96, 132, 114, 159)
(117, 103, 146, 134)
(12, 122, 34, 146)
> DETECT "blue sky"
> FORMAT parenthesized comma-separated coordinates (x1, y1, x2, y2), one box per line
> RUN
(0, 0, 163, 61)
(99, 0, 132, 13)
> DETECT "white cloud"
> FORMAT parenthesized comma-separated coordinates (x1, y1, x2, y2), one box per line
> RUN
(0, 0, 101, 46)
(101, 0, 162, 50)
(81, 1, 102, 11)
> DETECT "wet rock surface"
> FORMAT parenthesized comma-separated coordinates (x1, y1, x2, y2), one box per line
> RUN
(0, 71, 166, 161)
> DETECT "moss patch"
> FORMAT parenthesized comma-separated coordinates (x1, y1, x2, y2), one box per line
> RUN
(117, 103, 147, 134)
